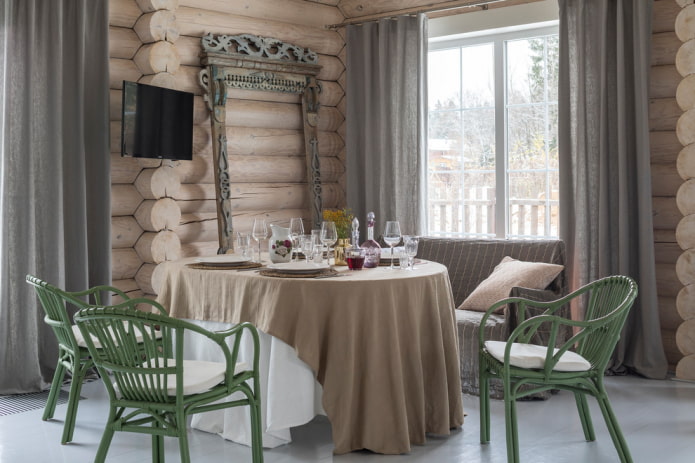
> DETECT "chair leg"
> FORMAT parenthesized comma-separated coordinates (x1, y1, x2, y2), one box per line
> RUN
(61, 362, 88, 444)
(43, 361, 67, 421)
(177, 410, 191, 463)
(249, 398, 264, 463)
(574, 392, 595, 441)
(503, 383, 520, 463)
(95, 418, 116, 463)
(152, 421, 165, 463)
(479, 370, 491, 444)
(595, 393, 633, 463)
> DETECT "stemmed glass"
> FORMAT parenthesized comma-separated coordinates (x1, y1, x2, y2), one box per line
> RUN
(251, 218, 268, 263)
(289, 218, 304, 262)
(320, 221, 338, 265)
(403, 235, 419, 270)
(383, 221, 402, 269)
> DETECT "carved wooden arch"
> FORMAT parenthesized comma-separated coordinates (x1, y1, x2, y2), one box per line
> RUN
(199, 33, 323, 253)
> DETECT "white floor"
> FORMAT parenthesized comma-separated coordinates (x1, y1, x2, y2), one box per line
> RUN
(1, 374, 694, 463)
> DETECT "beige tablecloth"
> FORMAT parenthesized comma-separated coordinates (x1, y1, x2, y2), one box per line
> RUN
(156, 258, 464, 454)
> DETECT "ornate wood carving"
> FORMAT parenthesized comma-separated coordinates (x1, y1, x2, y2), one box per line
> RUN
(199, 33, 323, 253)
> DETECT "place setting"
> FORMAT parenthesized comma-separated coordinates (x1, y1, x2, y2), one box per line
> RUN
(259, 261, 342, 279)
(186, 254, 264, 271)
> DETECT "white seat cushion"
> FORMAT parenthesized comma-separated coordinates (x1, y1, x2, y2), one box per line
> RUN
(120, 359, 249, 396)
(485, 340, 591, 372)
(72, 324, 162, 348)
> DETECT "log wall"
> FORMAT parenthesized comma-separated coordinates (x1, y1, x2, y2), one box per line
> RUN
(673, 0, 695, 379)
(108, 0, 346, 298)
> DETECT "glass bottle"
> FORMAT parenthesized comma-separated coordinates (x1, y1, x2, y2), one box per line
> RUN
(361, 212, 382, 268)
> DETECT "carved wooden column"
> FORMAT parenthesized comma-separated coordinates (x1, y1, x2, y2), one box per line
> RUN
(199, 33, 324, 253)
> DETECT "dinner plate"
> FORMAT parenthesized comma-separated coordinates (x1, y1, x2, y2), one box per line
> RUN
(267, 262, 330, 274)
(195, 255, 251, 266)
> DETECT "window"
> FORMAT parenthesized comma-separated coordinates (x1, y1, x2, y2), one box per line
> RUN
(427, 25, 559, 238)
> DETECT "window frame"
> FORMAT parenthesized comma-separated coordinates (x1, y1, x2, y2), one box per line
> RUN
(427, 22, 560, 239)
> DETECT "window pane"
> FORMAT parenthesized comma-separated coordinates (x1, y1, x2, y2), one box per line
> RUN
(507, 105, 548, 170)
(507, 37, 550, 105)
(461, 43, 494, 108)
(462, 108, 495, 170)
(429, 48, 460, 110)
(429, 110, 461, 151)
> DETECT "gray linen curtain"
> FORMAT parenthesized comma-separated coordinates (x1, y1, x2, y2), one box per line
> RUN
(346, 14, 428, 238)
(0, 0, 111, 393)
(558, 0, 667, 378)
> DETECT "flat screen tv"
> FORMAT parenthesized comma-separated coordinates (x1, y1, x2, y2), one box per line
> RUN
(121, 81, 193, 161)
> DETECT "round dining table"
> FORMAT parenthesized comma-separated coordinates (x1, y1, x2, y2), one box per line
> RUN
(156, 257, 464, 455)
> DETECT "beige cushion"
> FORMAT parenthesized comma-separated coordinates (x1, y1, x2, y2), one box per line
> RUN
(119, 359, 249, 396)
(485, 340, 591, 372)
(72, 324, 162, 348)
(457, 256, 563, 313)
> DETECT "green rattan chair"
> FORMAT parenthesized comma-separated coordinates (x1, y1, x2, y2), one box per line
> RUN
(25, 274, 160, 444)
(74, 299, 263, 463)
(478, 275, 638, 463)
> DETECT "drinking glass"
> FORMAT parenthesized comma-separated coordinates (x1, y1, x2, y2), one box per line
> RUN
(251, 218, 268, 263)
(301, 235, 315, 262)
(383, 221, 401, 269)
(311, 229, 323, 263)
(403, 235, 419, 270)
(320, 221, 338, 265)
(289, 218, 304, 262)
(236, 231, 251, 258)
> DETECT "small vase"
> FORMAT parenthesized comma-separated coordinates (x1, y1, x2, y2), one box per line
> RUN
(334, 238, 350, 266)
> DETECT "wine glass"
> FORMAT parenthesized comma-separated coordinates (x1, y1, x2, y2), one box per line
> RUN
(320, 221, 338, 265)
(383, 221, 401, 269)
(251, 218, 268, 263)
(289, 218, 304, 262)
(403, 235, 419, 270)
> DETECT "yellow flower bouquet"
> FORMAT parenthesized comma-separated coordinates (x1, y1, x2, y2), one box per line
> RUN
(322, 208, 354, 239)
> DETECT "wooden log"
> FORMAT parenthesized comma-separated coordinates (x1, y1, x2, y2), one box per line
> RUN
(654, 228, 677, 243)
(654, 0, 681, 33)
(135, 230, 182, 263)
(175, 6, 344, 56)
(134, 198, 182, 231)
(178, 0, 344, 28)
(318, 80, 344, 107)
(109, 26, 141, 60)
(112, 216, 143, 249)
(652, 162, 682, 196)
(180, 240, 218, 257)
(139, 72, 178, 90)
(677, 283, 695, 320)
(676, 248, 695, 285)
(136, 0, 178, 12)
(111, 152, 143, 184)
(676, 319, 695, 354)
(176, 198, 216, 214)
(663, 329, 682, 368)
(676, 38, 695, 76)
(134, 10, 179, 44)
(652, 196, 683, 230)
(677, 0, 695, 8)
(109, 0, 142, 28)
(113, 248, 142, 280)
(138, 158, 163, 168)
(676, 4, 695, 42)
(649, 97, 680, 131)
(676, 353, 695, 380)
(652, 31, 681, 66)
(133, 41, 181, 75)
(677, 108, 695, 145)
(151, 261, 169, 295)
(337, 95, 346, 119)
(317, 54, 345, 82)
(677, 213, 695, 249)
(677, 178, 695, 214)
(657, 261, 682, 296)
(318, 106, 344, 132)
(677, 142, 695, 179)
(110, 58, 143, 89)
(659, 296, 682, 330)
(651, 130, 681, 164)
(135, 263, 157, 294)
(655, 241, 685, 264)
(651, 65, 680, 100)
(134, 166, 181, 200)
(111, 184, 144, 216)
(677, 73, 695, 110)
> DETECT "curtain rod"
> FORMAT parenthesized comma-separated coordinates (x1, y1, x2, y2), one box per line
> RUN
(326, 0, 507, 29)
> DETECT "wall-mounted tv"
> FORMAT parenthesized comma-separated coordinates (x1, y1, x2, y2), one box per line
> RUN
(121, 81, 193, 161)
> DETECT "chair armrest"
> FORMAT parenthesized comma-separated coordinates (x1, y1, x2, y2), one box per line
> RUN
(66, 285, 130, 306)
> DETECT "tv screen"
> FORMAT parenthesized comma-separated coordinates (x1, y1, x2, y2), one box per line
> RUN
(121, 81, 193, 161)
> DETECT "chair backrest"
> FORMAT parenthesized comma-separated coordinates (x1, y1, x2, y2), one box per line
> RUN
(74, 302, 246, 403)
(26, 275, 81, 354)
(572, 275, 638, 369)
